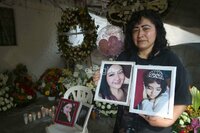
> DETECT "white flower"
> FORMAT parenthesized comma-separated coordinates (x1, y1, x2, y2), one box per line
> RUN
(5, 94, 9, 98)
(98, 103, 101, 107)
(7, 104, 11, 109)
(106, 104, 111, 109)
(42, 82, 46, 87)
(10, 97, 13, 101)
(1, 90, 5, 95)
(101, 105, 105, 109)
(76, 64, 83, 70)
(5, 87, 9, 91)
(5, 98, 9, 104)
(1, 101, 5, 105)
(179, 119, 185, 126)
(73, 72, 79, 77)
(2, 106, 7, 111)
(102, 102, 106, 105)
(27, 95, 32, 100)
(92, 65, 100, 71)
(0, 97, 3, 102)
(85, 68, 93, 78)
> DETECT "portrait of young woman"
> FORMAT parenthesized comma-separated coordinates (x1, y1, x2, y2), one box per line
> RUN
(129, 65, 176, 119)
(94, 61, 134, 106)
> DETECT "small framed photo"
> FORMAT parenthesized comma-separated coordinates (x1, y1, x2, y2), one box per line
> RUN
(54, 98, 80, 127)
(129, 65, 177, 119)
(94, 61, 135, 106)
(75, 103, 93, 132)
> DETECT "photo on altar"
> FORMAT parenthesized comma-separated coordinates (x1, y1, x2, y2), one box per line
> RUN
(75, 102, 93, 131)
(129, 65, 177, 119)
(54, 98, 80, 127)
(94, 60, 135, 106)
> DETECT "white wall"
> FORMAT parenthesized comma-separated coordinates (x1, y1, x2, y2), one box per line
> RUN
(0, 1, 199, 80)
(0, 1, 66, 80)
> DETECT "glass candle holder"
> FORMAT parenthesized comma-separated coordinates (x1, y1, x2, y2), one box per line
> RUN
(37, 111, 41, 119)
(28, 113, 33, 122)
(23, 113, 28, 125)
(32, 112, 36, 121)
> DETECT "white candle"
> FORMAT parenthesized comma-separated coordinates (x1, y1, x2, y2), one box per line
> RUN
(28, 114, 32, 122)
(32, 112, 36, 121)
(52, 106, 55, 112)
(37, 111, 41, 119)
(45, 108, 49, 116)
(24, 113, 28, 125)
(48, 109, 52, 117)
(41, 107, 46, 117)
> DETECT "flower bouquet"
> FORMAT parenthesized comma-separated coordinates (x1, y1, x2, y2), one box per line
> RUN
(37, 68, 70, 98)
(0, 73, 16, 112)
(173, 86, 200, 133)
(9, 64, 37, 107)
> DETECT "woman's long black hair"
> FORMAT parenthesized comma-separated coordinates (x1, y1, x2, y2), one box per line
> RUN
(124, 9, 169, 58)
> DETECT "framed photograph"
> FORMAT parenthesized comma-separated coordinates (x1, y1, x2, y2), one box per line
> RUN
(129, 65, 177, 119)
(94, 60, 135, 106)
(75, 102, 93, 132)
(54, 98, 80, 127)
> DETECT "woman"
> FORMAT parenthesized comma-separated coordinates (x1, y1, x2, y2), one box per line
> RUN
(58, 102, 73, 122)
(138, 70, 169, 114)
(99, 64, 129, 102)
(94, 9, 191, 133)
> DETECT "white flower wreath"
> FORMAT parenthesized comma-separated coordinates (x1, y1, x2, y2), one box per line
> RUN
(57, 8, 98, 63)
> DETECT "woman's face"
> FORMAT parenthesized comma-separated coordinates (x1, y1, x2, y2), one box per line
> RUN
(132, 17, 157, 53)
(145, 81, 162, 99)
(63, 103, 72, 114)
(106, 65, 125, 89)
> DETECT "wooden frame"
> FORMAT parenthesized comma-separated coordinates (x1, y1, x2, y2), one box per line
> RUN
(129, 65, 176, 119)
(54, 98, 80, 127)
(94, 60, 135, 106)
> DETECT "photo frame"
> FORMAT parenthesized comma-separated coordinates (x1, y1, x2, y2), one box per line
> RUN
(129, 65, 177, 119)
(94, 60, 135, 106)
(54, 98, 80, 127)
(75, 102, 93, 132)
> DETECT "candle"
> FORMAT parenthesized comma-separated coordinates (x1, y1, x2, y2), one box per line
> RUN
(32, 112, 36, 121)
(23, 113, 28, 125)
(45, 108, 49, 116)
(37, 111, 41, 119)
(41, 107, 46, 117)
(28, 113, 32, 122)
(52, 106, 55, 112)
(48, 109, 52, 117)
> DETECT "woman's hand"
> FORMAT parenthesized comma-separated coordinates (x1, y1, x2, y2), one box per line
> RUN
(139, 105, 187, 127)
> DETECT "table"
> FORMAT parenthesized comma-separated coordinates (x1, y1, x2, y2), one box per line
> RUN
(0, 97, 115, 133)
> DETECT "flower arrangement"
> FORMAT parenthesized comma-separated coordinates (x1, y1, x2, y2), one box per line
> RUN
(57, 7, 98, 63)
(0, 73, 16, 112)
(173, 86, 200, 133)
(37, 68, 71, 97)
(94, 101, 118, 117)
(37, 63, 118, 117)
(10, 64, 37, 106)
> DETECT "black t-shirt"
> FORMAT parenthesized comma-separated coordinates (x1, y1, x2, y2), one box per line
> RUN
(113, 49, 192, 133)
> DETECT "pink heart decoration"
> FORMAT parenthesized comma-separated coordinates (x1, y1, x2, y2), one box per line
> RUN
(99, 39, 110, 56)
(98, 36, 124, 57)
